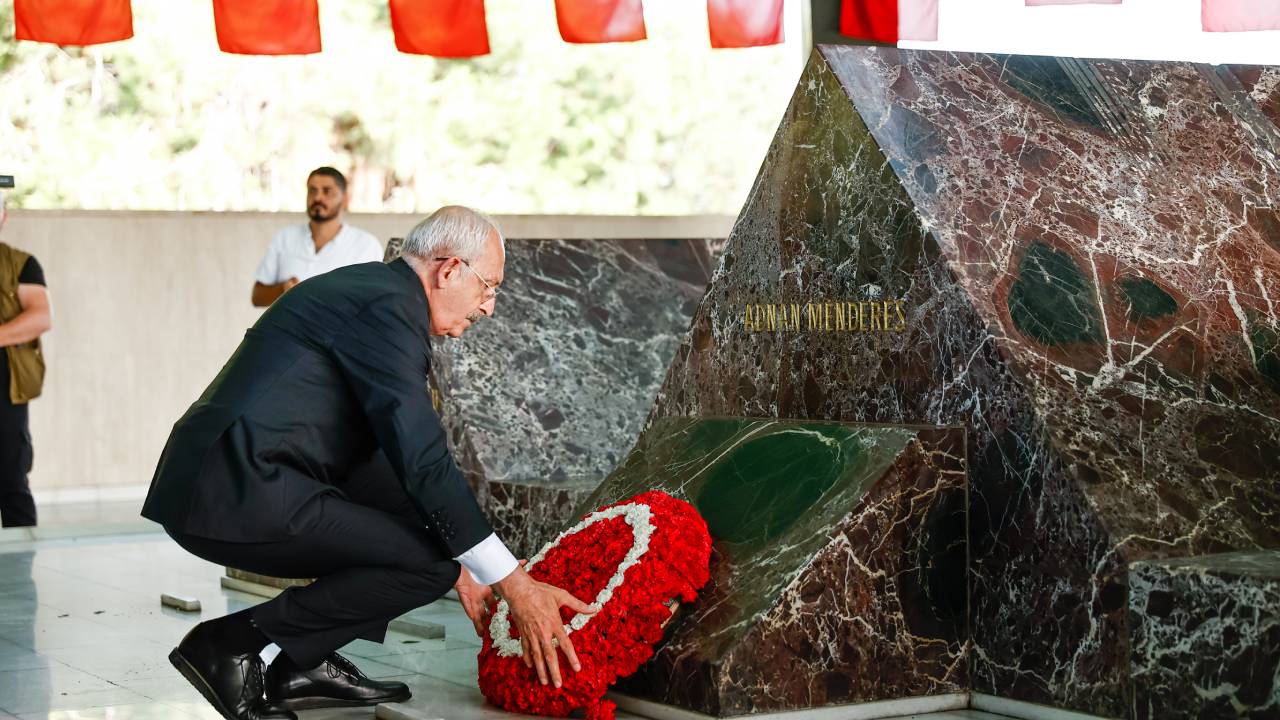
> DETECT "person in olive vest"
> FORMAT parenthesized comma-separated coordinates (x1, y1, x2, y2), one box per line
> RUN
(0, 187, 52, 528)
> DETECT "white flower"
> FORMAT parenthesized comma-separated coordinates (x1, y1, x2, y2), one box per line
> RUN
(489, 502, 656, 657)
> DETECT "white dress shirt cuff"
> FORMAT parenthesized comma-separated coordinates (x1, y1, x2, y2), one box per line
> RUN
(453, 533, 519, 586)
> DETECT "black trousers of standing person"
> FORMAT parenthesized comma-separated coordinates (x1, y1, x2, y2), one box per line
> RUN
(165, 452, 460, 668)
(0, 398, 37, 527)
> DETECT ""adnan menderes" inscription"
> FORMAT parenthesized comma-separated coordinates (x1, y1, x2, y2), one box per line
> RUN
(741, 300, 907, 333)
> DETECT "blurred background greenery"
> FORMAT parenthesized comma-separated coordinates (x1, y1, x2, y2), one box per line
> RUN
(0, 0, 804, 215)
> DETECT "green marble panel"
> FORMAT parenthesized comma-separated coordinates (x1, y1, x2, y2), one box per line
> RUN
(1008, 242, 1103, 346)
(583, 417, 917, 654)
(1118, 278, 1178, 321)
(1250, 323, 1280, 395)
(696, 424, 878, 546)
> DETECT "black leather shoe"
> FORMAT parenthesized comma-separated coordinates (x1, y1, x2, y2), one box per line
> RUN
(265, 652, 411, 710)
(169, 622, 297, 720)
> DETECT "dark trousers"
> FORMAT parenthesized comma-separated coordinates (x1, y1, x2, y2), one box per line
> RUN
(0, 399, 36, 528)
(166, 454, 460, 667)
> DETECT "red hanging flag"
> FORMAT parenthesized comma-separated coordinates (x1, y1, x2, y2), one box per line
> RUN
(839, 0, 937, 43)
(707, 0, 784, 48)
(14, 0, 133, 46)
(1202, 0, 1280, 31)
(212, 0, 322, 55)
(555, 0, 647, 44)
(390, 0, 490, 57)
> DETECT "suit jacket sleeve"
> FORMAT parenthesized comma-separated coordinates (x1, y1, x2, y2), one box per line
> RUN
(330, 292, 493, 556)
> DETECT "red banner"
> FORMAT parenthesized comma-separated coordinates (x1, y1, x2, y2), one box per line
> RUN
(390, 0, 490, 57)
(212, 0, 322, 55)
(839, 0, 936, 43)
(15, 0, 133, 46)
(840, 0, 897, 43)
(555, 0, 646, 44)
(1202, 0, 1280, 31)
(707, 0, 783, 48)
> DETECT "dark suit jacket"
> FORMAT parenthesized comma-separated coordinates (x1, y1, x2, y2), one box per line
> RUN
(142, 258, 491, 556)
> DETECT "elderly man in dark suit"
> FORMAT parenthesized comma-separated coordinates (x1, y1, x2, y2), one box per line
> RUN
(143, 206, 594, 720)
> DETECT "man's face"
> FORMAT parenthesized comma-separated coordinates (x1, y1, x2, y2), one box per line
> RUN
(428, 231, 505, 338)
(306, 175, 344, 222)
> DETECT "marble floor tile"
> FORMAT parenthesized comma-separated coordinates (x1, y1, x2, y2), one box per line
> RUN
(384, 605, 484, 648)
(166, 701, 377, 720)
(897, 714, 1013, 720)
(37, 639, 178, 683)
(114, 674, 215, 705)
(15, 702, 206, 719)
(0, 640, 51, 673)
(27, 501, 148, 530)
(0, 616, 136, 653)
(0, 664, 149, 714)
(341, 655, 423, 681)
(371, 647, 480, 688)
(342, 634, 448, 659)
(376, 676, 600, 720)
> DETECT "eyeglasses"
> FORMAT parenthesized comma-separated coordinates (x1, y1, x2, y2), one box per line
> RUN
(434, 257, 497, 298)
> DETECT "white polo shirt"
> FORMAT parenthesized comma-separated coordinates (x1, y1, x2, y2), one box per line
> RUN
(254, 223, 384, 286)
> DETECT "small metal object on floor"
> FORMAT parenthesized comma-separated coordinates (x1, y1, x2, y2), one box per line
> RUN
(161, 592, 201, 612)
(388, 611, 447, 640)
(220, 574, 284, 598)
(221, 567, 313, 598)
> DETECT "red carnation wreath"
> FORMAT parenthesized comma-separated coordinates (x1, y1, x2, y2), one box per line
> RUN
(477, 490, 711, 720)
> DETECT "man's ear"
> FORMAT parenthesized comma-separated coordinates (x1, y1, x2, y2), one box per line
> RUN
(432, 258, 457, 289)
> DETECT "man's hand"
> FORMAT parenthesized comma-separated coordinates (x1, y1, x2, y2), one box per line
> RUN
(494, 566, 598, 688)
(251, 277, 302, 307)
(454, 566, 494, 637)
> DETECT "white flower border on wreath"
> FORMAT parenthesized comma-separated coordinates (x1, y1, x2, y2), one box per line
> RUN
(488, 502, 656, 658)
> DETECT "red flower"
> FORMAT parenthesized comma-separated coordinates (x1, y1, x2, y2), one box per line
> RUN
(477, 491, 711, 719)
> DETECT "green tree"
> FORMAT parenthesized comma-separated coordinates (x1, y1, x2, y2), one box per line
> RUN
(0, 0, 802, 215)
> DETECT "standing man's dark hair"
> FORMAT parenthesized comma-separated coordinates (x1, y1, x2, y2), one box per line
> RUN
(307, 167, 347, 195)
(0, 180, 54, 528)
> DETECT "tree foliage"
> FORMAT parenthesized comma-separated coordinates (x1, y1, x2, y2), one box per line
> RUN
(0, 0, 802, 215)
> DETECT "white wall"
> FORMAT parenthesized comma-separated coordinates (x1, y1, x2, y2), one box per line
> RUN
(2, 210, 732, 501)
(902, 0, 1280, 64)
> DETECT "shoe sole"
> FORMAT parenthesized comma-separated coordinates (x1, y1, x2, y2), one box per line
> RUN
(169, 647, 242, 720)
(275, 688, 412, 711)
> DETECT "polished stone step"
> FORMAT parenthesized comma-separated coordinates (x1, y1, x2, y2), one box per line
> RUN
(1129, 550, 1280, 720)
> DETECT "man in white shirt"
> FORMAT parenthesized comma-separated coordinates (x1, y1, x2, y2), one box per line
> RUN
(251, 167, 383, 307)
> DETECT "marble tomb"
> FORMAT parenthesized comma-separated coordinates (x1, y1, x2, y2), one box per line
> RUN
(383, 46, 1277, 720)
(581, 46, 1279, 718)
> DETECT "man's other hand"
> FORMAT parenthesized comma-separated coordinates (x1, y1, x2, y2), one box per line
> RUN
(251, 277, 303, 307)
(493, 566, 598, 688)
(454, 566, 494, 637)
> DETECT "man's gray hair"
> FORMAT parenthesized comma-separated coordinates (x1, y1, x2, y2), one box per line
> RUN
(401, 205, 502, 263)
